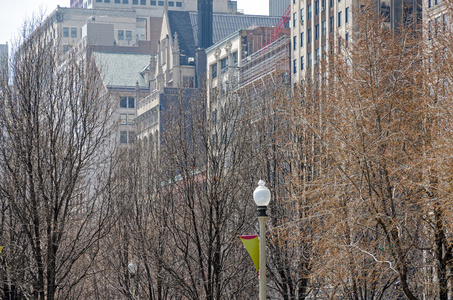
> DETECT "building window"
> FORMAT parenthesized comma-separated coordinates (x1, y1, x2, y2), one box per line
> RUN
(322, 20, 326, 36)
(120, 131, 127, 143)
(315, 48, 319, 64)
(301, 8, 304, 23)
(322, 44, 326, 58)
(435, 0, 440, 4)
(128, 114, 135, 125)
(120, 114, 127, 125)
(133, 0, 138, 4)
(346, 7, 349, 23)
(63, 27, 69, 37)
(300, 32, 304, 47)
(232, 51, 238, 65)
(428, 0, 432, 7)
(96, 0, 102, 2)
(330, 16, 334, 32)
(176, 1, 182, 6)
(211, 64, 217, 78)
(322, 0, 326, 10)
(115, 0, 121, 3)
(63, 45, 69, 53)
(126, 30, 132, 41)
(345, 32, 349, 47)
(71, 28, 77, 38)
(151, 0, 156, 4)
(293, 12, 297, 27)
(301, 56, 304, 70)
(158, 0, 164, 5)
(307, 4, 312, 20)
(105, 0, 110, 3)
(307, 28, 312, 44)
(293, 36, 297, 50)
(338, 11, 342, 27)
(169, 1, 174, 6)
(293, 59, 297, 74)
(123, 0, 128, 3)
(140, 0, 146, 4)
(120, 96, 135, 108)
(118, 30, 124, 40)
(330, 0, 334, 7)
(308, 52, 312, 67)
(315, 24, 319, 40)
(129, 132, 135, 144)
(221, 57, 228, 72)
(315, 0, 319, 15)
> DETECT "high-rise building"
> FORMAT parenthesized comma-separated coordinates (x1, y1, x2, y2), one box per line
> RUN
(291, 0, 422, 84)
(0, 43, 8, 76)
(270, 0, 291, 16)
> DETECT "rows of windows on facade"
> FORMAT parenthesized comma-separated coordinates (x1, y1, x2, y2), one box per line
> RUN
(210, 52, 239, 79)
(120, 96, 135, 144)
(90, 0, 183, 6)
(292, 0, 350, 73)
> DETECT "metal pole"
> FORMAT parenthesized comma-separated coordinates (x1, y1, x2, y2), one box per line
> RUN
(258, 215, 268, 299)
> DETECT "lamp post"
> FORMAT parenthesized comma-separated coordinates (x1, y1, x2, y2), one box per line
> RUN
(128, 260, 137, 299)
(253, 180, 271, 300)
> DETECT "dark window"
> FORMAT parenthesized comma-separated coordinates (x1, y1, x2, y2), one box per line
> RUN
(293, 12, 297, 27)
(293, 59, 297, 74)
(315, 48, 319, 64)
(293, 36, 297, 50)
(315, 0, 319, 15)
(330, 0, 334, 7)
(133, 0, 138, 4)
(120, 97, 127, 108)
(221, 57, 228, 72)
(301, 56, 304, 70)
(158, 0, 164, 5)
(115, 0, 121, 3)
(338, 11, 342, 27)
(307, 4, 312, 20)
(211, 64, 217, 78)
(169, 1, 174, 6)
(345, 32, 349, 47)
(128, 97, 135, 108)
(307, 28, 312, 44)
(118, 30, 124, 40)
(104, 0, 110, 3)
(346, 7, 349, 23)
(300, 32, 304, 47)
(322, 20, 326, 36)
(71, 28, 77, 38)
(151, 0, 156, 4)
(308, 52, 312, 67)
(120, 131, 127, 143)
(176, 1, 182, 6)
(232, 51, 238, 65)
(315, 24, 319, 40)
(96, 0, 102, 2)
(128, 131, 135, 144)
(330, 16, 334, 32)
(140, 0, 146, 4)
(126, 30, 132, 40)
(428, 0, 432, 7)
(322, 0, 326, 10)
(63, 27, 69, 37)
(123, 0, 128, 3)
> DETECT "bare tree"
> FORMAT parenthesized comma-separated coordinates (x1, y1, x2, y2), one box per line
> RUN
(0, 17, 116, 300)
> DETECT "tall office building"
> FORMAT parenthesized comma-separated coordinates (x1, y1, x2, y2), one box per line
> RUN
(0, 43, 8, 76)
(290, 0, 421, 84)
(270, 0, 291, 16)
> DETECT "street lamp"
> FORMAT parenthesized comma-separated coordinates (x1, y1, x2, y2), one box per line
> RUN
(253, 180, 270, 299)
(128, 260, 137, 299)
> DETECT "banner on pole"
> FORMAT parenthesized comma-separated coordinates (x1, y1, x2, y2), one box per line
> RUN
(239, 235, 259, 272)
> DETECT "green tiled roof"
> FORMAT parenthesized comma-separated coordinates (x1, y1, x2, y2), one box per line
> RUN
(93, 52, 150, 87)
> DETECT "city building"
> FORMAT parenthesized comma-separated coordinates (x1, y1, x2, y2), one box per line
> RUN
(136, 10, 280, 142)
(270, 0, 291, 17)
(291, 0, 422, 83)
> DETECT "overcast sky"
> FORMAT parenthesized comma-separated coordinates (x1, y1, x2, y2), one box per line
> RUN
(0, 0, 268, 46)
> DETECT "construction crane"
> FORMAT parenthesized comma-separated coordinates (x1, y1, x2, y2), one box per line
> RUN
(262, 5, 291, 47)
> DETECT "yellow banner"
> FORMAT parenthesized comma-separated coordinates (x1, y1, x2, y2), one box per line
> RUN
(240, 235, 259, 272)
